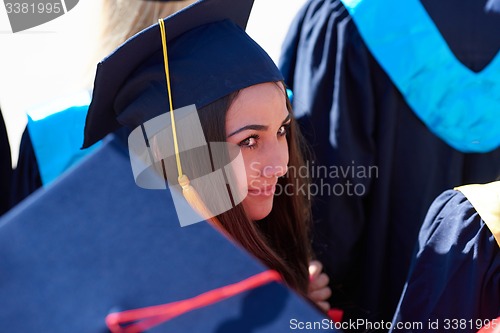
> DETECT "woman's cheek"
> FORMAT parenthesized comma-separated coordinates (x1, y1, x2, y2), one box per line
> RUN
(223, 143, 249, 206)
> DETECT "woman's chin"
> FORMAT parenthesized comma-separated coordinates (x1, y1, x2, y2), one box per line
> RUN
(243, 198, 273, 221)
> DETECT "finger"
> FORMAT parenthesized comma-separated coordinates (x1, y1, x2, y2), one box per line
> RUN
(308, 260, 323, 279)
(309, 286, 332, 302)
(316, 301, 331, 312)
(309, 273, 330, 291)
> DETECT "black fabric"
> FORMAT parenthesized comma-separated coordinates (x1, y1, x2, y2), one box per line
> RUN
(9, 127, 42, 208)
(391, 190, 500, 333)
(280, 0, 500, 329)
(0, 108, 12, 216)
(420, 0, 500, 72)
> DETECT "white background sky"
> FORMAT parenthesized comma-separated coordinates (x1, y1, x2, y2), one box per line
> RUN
(0, 0, 306, 167)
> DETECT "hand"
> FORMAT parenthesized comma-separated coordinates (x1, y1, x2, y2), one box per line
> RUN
(308, 260, 332, 312)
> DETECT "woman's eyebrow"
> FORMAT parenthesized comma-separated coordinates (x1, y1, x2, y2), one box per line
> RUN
(282, 114, 291, 124)
(227, 114, 291, 138)
(227, 124, 268, 138)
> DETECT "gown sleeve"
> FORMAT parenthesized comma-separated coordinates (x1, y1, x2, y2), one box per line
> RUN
(391, 189, 500, 333)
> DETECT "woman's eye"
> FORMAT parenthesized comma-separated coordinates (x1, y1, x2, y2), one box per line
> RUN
(239, 135, 259, 149)
(278, 124, 290, 137)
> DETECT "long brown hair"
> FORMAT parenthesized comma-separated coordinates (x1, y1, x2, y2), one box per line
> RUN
(197, 83, 313, 297)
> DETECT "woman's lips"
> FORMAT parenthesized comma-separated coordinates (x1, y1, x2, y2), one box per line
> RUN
(247, 185, 276, 197)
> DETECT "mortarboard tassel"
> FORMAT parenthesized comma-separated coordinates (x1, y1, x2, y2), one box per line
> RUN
(178, 174, 223, 228)
(158, 19, 224, 231)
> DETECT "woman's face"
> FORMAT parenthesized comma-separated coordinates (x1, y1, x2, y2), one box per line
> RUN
(225, 82, 290, 221)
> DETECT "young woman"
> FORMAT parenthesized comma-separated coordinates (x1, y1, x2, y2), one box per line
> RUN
(197, 81, 331, 310)
(83, 0, 331, 312)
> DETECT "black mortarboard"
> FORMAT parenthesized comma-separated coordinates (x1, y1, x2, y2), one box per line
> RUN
(83, 0, 283, 148)
(0, 134, 335, 332)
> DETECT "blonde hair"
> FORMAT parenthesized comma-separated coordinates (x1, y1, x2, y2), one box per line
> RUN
(85, 0, 196, 87)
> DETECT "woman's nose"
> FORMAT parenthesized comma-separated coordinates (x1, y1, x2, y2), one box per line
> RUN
(261, 145, 288, 178)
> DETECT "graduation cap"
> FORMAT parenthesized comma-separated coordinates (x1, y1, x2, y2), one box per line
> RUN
(0, 134, 335, 332)
(82, 0, 284, 227)
(83, 0, 283, 148)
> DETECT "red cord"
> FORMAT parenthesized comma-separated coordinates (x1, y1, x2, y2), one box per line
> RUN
(327, 308, 344, 323)
(106, 270, 282, 333)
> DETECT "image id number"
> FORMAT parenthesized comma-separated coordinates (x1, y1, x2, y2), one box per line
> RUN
(5, 2, 62, 14)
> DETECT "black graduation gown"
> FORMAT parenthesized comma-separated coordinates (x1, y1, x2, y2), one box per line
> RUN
(0, 107, 13, 216)
(280, 0, 500, 326)
(390, 187, 500, 333)
(9, 93, 91, 208)
(9, 127, 42, 208)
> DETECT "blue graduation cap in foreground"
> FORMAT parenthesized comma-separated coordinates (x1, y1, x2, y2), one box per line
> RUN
(0, 134, 335, 332)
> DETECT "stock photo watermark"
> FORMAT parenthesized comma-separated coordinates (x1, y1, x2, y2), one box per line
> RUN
(289, 317, 499, 332)
(127, 103, 379, 226)
(3, 0, 79, 32)
(250, 160, 379, 199)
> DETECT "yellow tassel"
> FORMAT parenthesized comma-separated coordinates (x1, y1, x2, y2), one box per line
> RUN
(178, 175, 224, 231)
(158, 20, 224, 234)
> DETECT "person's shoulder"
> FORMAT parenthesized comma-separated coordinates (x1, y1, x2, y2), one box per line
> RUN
(392, 184, 500, 329)
(455, 182, 500, 247)
(419, 183, 500, 254)
(24, 90, 97, 186)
